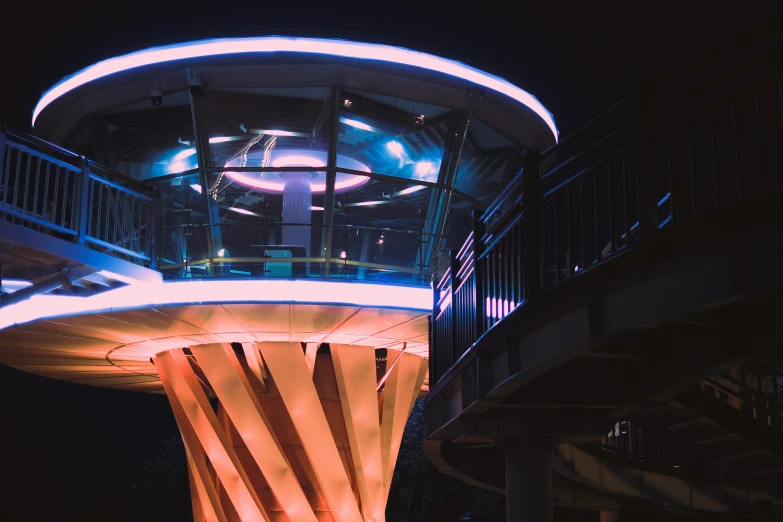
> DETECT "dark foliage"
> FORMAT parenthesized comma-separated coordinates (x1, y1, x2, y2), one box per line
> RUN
(386, 400, 505, 522)
(120, 400, 504, 521)
(122, 435, 192, 522)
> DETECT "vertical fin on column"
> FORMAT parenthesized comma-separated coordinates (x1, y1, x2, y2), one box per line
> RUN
(379, 352, 427, 503)
(304, 342, 318, 376)
(190, 343, 318, 522)
(331, 344, 385, 522)
(155, 349, 269, 522)
(241, 342, 267, 391)
(155, 354, 229, 522)
(257, 341, 364, 522)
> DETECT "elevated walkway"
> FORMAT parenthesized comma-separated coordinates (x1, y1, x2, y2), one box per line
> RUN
(424, 62, 783, 519)
(0, 129, 161, 302)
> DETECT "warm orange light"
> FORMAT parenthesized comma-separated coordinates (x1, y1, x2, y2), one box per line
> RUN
(153, 342, 425, 522)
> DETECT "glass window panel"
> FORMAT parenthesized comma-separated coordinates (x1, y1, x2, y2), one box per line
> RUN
(202, 87, 332, 169)
(454, 118, 522, 203)
(330, 174, 431, 285)
(146, 173, 209, 279)
(100, 90, 194, 181)
(337, 90, 452, 183)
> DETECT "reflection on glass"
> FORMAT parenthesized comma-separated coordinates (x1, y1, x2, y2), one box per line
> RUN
(330, 174, 432, 284)
(337, 90, 451, 182)
(455, 118, 522, 203)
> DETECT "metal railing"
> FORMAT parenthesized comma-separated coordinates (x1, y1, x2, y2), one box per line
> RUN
(700, 361, 783, 434)
(593, 419, 733, 480)
(0, 129, 159, 267)
(431, 70, 783, 385)
(157, 221, 445, 286)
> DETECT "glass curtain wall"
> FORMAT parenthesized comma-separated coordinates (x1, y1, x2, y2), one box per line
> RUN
(67, 84, 526, 285)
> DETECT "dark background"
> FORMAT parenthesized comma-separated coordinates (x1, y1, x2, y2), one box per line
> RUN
(0, 3, 778, 521)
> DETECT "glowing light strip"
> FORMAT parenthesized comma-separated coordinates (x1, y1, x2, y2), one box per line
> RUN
(33, 37, 558, 141)
(0, 279, 430, 330)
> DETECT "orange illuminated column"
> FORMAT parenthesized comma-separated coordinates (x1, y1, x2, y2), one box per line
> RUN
(153, 342, 426, 522)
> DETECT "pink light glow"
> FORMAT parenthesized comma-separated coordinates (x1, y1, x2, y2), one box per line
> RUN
(224, 150, 371, 193)
(0, 279, 430, 330)
(33, 37, 558, 141)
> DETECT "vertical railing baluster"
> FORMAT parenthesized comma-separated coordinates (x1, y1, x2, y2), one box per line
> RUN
(565, 184, 572, 275)
(449, 250, 459, 367)
(607, 162, 614, 255)
(754, 92, 764, 192)
(23, 149, 31, 216)
(0, 129, 7, 204)
(686, 121, 696, 217)
(32, 156, 41, 220)
(730, 102, 741, 203)
(13, 148, 22, 212)
(553, 194, 559, 283)
(77, 158, 90, 245)
(42, 160, 50, 226)
(579, 178, 586, 271)
(522, 149, 541, 301)
(52, 165, 60, 228)
(474, 211, 486, 339)
(619, 156, 628, 249)
(61, 168, 69, 229)
(592, 170, 600, 262)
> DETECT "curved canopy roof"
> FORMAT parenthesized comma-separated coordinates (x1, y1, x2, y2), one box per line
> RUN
(33, 37, 558, 149)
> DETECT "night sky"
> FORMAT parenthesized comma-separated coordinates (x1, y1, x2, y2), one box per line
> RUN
(0, 4, 776, 521)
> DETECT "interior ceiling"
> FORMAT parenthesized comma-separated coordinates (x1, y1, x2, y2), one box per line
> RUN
(0, 303, 430, 393)
(101, 89, 511, 201)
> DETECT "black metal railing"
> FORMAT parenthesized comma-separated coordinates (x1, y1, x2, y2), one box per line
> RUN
(430, 70, 783, 385)
(593, 419, 732, 480)
(0, 129, 159, 267)
(700, 361, 783, 434)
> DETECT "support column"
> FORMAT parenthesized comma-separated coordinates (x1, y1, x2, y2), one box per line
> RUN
(153, 342, 427, 522)
(499, 437, 558, 522)
(282, 171, 313, 276)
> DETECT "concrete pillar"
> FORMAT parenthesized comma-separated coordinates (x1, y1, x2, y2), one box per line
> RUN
(500, 437, 558, 522)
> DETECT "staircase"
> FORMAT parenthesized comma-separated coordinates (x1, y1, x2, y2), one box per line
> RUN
(632, 361, 783, 498)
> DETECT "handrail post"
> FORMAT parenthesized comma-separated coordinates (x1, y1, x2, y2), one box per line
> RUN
(521, 149, 541, 301)
(473, 210, 486, 338)
(633, 78, 660, 241)
(430, 287, 439, 382)
(77, 156, 91, 245)
(149, 188, 162, 270)
(0, 125, 8, 202)
(449, 250, 460, 365)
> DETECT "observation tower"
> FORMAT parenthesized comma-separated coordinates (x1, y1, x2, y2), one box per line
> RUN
(0, 37, 557, 521)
